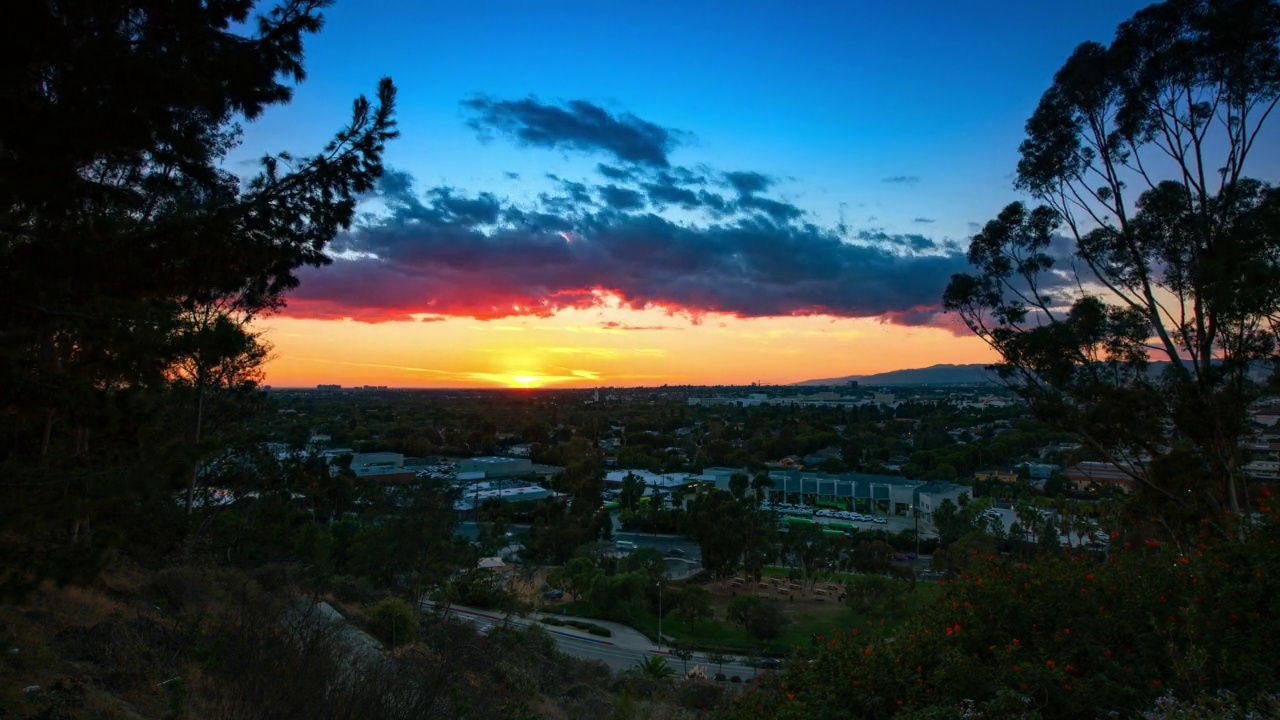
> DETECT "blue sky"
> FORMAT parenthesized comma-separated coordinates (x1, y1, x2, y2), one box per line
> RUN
(251, 0, 1279, 388)
(236, 0, 1154, 243)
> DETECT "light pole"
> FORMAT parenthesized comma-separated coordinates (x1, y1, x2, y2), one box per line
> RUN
(656, 581, 663, 650)
(912, 502, 920, 556)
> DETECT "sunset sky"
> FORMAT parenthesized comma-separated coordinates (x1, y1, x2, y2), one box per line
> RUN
(238, 0, 1157, 389)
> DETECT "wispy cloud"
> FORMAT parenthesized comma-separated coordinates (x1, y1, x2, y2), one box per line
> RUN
(882, 175, 920, 185)
(598, 321, 682, 332)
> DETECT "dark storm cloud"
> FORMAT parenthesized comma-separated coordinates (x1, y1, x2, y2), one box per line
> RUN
(883, 175, 920, 185)
(597, 164, 634, 181)
(598, 184, 646, 211)
(287, 100, 1016, 331)
(642, 171, 706, 210)
(724, 171, 774, 195)
(547, 175, 593, 205)
(378, 172, 503, 226)
(288, 172, 983, 328)
(463, 95, 683, 168)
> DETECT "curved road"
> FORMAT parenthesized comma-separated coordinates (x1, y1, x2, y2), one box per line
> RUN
(446, 607, 760, 679)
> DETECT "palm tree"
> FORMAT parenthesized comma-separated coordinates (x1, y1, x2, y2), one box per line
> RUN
(634, 654, 675, 680)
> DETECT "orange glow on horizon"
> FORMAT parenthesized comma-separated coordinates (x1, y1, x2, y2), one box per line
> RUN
(256, 306, 998, 389)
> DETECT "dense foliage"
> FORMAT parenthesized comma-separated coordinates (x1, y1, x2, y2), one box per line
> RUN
(0, 0, 397, 595)
(726, 508, 1280, 719)
(944, 0, 1280, 533)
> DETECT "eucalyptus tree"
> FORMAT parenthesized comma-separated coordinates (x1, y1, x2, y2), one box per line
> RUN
(945, 0, 1280, 539)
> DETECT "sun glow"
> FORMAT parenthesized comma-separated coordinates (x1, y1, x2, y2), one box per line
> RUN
(258, 306, 999, 389)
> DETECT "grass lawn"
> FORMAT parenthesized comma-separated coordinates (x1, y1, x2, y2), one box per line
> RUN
(553, 574, 944, 656)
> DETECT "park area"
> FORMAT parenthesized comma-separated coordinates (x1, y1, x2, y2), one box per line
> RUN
(526, 564, 941, 656)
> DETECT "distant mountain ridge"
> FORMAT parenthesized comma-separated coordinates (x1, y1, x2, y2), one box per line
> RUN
(795, 360, 1274, 387)
(794, 364, 997, 387)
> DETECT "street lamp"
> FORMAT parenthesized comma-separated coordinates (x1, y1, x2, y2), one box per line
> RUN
(912, 503, 920, 556)
(656, 581, 663, 650)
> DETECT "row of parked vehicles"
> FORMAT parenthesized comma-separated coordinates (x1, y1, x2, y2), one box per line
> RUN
(770, 503, 889, 525)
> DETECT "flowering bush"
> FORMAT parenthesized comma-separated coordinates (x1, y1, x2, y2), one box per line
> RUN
(722, 517, 1280, 720)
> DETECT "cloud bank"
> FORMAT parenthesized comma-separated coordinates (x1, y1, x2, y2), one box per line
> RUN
(283, 97, 995, 333)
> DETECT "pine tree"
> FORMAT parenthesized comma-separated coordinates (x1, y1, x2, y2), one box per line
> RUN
(0, 0, 398, 595)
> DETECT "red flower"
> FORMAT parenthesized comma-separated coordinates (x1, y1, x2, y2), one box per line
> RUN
(1046, 660, 1055, 669)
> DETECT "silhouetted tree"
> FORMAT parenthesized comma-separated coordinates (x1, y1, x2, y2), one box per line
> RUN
(944, 0, 1280, 539)
(0, 0, 398, 594)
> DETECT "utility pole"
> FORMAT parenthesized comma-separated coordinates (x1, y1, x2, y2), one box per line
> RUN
(656, 581, 663, 650)
(914, 503, 921, 557)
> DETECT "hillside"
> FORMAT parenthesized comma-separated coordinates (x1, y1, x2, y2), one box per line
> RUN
(796, 360, 1275, 387)
(793, 363, 997, 387)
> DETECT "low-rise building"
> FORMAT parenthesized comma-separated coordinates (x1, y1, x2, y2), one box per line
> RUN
(974, 469, 1019, 483)
(764, 469, 928, 515)
(453, 480, 556, 512)
(1064, 461, 1135, 492)
(913, 481, 974, 515)
(349, 452, 415, 482)
(457, 456, 535, 479)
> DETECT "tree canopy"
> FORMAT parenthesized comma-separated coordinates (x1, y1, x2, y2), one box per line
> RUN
(944, 0, 1280, 538)
(0, 0, 398, 594)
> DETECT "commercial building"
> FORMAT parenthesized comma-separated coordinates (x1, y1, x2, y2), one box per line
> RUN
(1064, 461, 1135, 492)
(604, 469, 697, 490)
(751, 469, 973, 517)
(457, 456, 535, 479)
(912, 481, 973, 515)
(349, 452, 415, 482)
(453, 480, 556, 512)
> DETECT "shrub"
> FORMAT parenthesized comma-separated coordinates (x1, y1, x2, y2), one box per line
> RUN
(368, 597, 419, 647)
(587, 626, 612, 637)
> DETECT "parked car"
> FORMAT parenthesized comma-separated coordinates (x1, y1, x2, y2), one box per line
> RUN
(755, 658, 782, 669)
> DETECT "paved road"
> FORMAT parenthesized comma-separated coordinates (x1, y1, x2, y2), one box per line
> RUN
(613, 531, 702, 563)
(445, 607, 761, 679)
